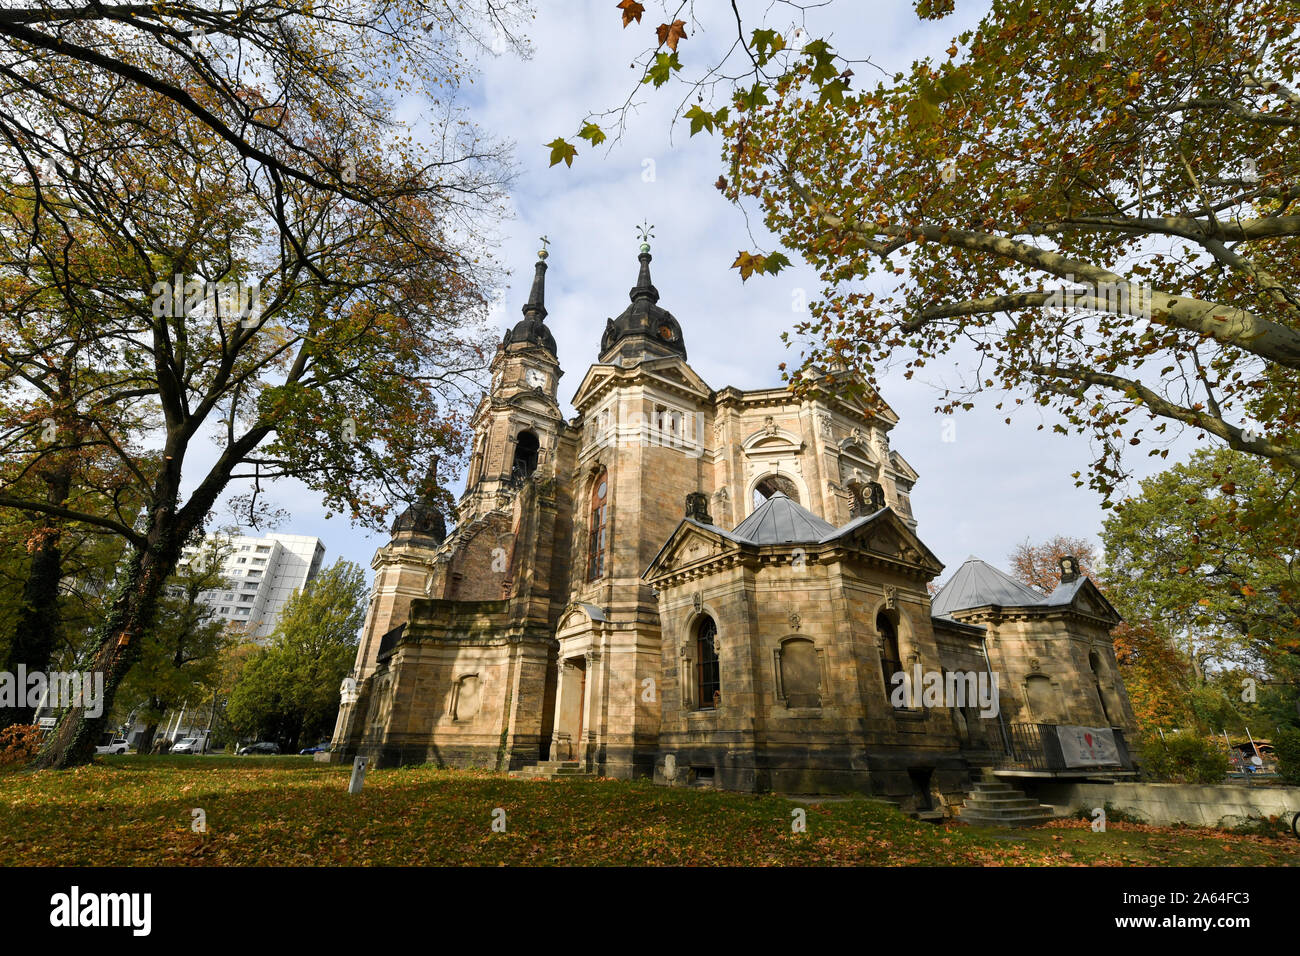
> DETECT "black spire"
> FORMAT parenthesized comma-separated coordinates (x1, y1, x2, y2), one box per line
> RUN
(599, 231, 686, 361)
(629, 247, 659, 304)
(502, 243, 556, 355)
(522, 254, 548, 320)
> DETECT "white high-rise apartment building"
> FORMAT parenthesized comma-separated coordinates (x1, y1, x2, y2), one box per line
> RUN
(181, 532, 326, 643)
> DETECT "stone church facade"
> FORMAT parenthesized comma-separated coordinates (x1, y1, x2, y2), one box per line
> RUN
(330, 243, 1138, 804)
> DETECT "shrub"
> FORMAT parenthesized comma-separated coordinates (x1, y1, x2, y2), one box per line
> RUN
(1275, 728, 1300, 786)
(0, 724, 43, 768)
(1139, 731, 1231, 784)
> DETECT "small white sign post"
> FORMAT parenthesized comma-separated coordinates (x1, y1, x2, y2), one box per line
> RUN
(348, 756, 369, 794)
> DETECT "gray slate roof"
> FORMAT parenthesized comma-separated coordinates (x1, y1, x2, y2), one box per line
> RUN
(730, 491, 837, 544)
(930, 557, 1047, 620)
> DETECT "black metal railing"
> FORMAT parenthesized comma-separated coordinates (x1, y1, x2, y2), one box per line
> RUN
(1003, 722, 1055, 770)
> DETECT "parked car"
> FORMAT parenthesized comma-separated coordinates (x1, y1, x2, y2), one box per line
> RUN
(170, 736, 208, 755)
(94, 736, 129, 756)
(237, 741, 281, 755)
(299, 742, 331, 755)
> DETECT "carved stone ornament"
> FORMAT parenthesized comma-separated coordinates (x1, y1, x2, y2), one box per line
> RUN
(884, 585, 898, 610)
(692, 591, 703, 612)
(764, 415, 778, 436)
(789, 612, 802, 632)
(1029, 658, 1041, 672)
(818, 415, 833, 438)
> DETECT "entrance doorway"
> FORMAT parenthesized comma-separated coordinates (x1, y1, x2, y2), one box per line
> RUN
(554, 656, 586, 760)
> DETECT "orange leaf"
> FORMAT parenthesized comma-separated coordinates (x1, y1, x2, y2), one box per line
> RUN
(656, 19, 688, 51)
(616, 0, 644, 28)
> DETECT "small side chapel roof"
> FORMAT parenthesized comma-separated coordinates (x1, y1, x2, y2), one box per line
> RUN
(930, 557, 1046, 621)
(730, 491, 837, 544)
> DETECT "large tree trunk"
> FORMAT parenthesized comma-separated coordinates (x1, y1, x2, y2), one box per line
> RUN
(0, 526, 64, 729)
(33, 455, 224, 769)
(31, 546, 173, 769)
(0, 465, 73, 731)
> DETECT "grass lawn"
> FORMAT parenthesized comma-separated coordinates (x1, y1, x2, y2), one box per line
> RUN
(1, 756, 1296, 866)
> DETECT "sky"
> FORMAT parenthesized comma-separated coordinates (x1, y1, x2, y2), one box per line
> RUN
(201, 0, 1205, 590)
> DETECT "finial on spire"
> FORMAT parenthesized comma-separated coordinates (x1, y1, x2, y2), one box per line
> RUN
(538, 235, 550, 260)
(630, 225, 659, 303)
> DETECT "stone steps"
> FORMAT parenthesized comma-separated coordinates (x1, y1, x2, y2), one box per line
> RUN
(507, 760, 597, 781)
(955, 773, 1056, 828)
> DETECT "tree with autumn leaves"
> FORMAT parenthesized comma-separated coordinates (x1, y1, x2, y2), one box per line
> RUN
(1008, 535, 1097, 594)
(1100, 447, 1300, 732)
(0, 32, 510, 767)
(562, 0, 1298, 502)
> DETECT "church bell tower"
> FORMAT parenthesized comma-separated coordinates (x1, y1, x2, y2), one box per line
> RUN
(463, 244, 566, 512)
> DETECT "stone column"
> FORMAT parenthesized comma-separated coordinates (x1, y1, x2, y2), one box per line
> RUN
(580, 649, 602, 771)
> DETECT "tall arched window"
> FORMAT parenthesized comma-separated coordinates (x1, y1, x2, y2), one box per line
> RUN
(696, 616, 720, 709)
(587, 470, 608, 580)
(752, 474, 799, 510)
(878, 610, 902, 701)
(511, 430, 539, 482)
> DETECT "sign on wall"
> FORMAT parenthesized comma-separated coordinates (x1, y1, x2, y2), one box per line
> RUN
(1056, 725, 1121, 768)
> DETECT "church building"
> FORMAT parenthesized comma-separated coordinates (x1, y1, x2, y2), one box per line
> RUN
(329, 239, 1139, 807)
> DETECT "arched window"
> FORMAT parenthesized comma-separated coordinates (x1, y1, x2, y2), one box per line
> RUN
(878, 610, 902, 701)
(511, 430, 539, 482)
(752, 474, 799, 510)
(587, 470, 608, 580)
(696, 616, 721, 709)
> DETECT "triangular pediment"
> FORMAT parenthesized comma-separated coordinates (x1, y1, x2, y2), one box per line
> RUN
(571, 357, 712, 410)
(1059, 577, 1122, 624)
(802, 371, 899, 427)
(828, 508, 944, 575)
(571, 364, 619, 409)
(640, 359, 712, 397)
(644, 520, 740, 581)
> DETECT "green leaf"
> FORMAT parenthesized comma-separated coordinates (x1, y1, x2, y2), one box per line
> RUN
(643, 51, 681, 88)
(740, 82, 770, 112)
(818, 79, 847, 108)
(763, 251, 792, 275)
(803, 39, 839, 87)
(577, 122, 606, 147)
(750, 28, 786, 66)
(684, 104, 714, 136)
(545, 137, 577, 168)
